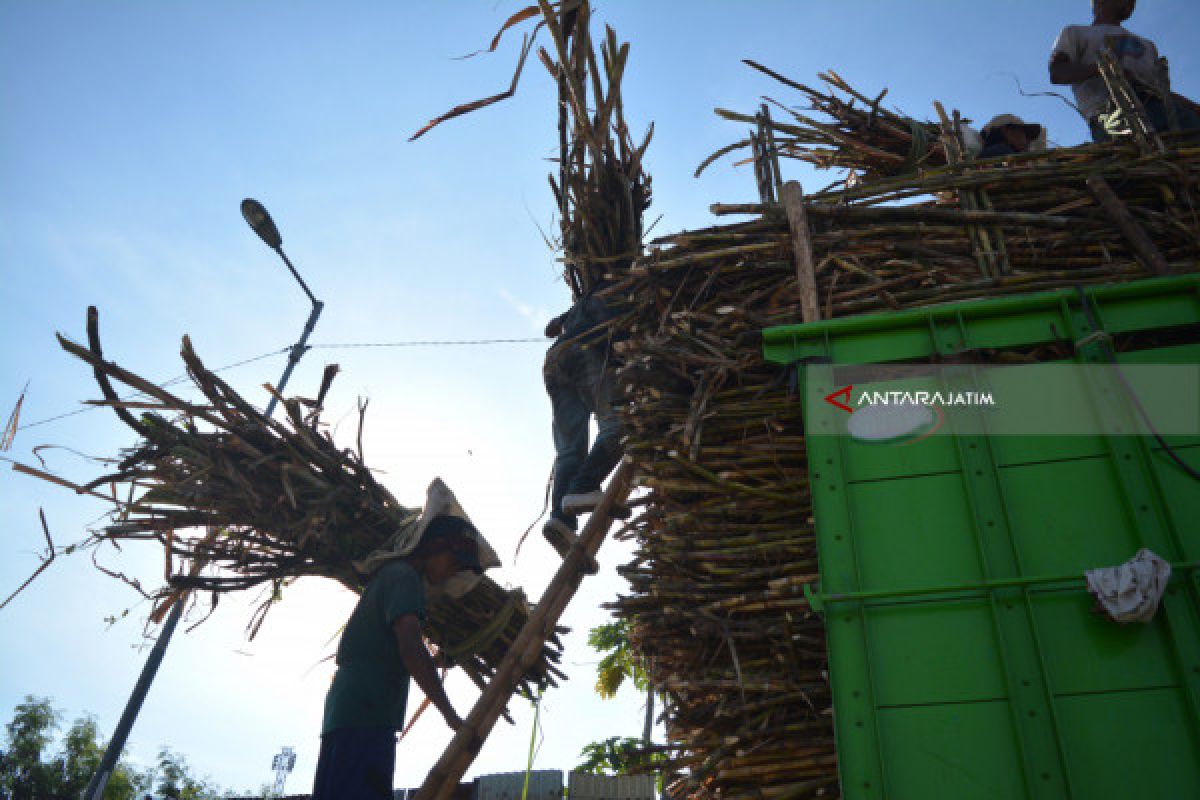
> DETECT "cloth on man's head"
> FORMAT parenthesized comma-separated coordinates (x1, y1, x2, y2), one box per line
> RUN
(353, 477, 500, 596)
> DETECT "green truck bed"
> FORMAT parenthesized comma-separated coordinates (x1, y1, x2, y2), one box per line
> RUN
(763, 275, 1200, 800)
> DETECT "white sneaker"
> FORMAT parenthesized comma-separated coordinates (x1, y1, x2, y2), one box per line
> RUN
(562, 490, 605, 515)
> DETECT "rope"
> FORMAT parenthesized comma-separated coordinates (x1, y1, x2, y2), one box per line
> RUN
(1073, 295, 1200, 483)
(520, 688, 544, 800)
(441, 588, 526, 659)
(1073, 329, 1112, 350)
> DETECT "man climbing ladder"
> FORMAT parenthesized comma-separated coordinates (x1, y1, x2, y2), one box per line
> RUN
(541, 291, 626, 572)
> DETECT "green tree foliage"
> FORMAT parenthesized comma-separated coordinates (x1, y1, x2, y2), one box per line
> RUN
(578, 619, 663, 777)
(55, 714, 143, 800)
(1, 696, 60, 799)
(575, 736, 663, 776)
(59, 714, 104, 791)
(0, 696, 215, 800)
(586, 619, 647, 699)
(144, 747, 222, 800)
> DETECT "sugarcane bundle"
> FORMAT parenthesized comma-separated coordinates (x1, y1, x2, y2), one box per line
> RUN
(40, 308, 563, 701)
(698, 61, 951, 184)
(545, 5, 652, 297)
(411, 1, 651, 297)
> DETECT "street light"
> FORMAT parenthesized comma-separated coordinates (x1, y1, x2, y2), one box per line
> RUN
(240, 198, 325, 418)
(84, 200, 326, 800)
(240, 197, 283, 249)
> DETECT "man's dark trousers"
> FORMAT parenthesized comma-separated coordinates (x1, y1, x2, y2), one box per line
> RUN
(312, 726, 396, 799)
(544, 342, 622, 527)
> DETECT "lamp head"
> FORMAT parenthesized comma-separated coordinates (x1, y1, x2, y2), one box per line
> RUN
(241, 198, 283, 250)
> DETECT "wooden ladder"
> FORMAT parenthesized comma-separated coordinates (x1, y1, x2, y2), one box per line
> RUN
(413, 461, 636, 800)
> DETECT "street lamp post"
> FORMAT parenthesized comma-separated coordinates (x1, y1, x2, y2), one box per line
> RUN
(83, 200, 324, 800)
(239, 198, 325, 419)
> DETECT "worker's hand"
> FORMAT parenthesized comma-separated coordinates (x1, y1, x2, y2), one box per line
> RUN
(544, 314, 565, 338)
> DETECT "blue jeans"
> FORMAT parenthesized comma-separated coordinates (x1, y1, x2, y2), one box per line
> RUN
(544, 341, 622, 529)
(313, 726, 396, 800)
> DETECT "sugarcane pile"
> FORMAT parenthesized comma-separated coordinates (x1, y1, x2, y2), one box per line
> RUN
(701, 136, 1200, 316)
(42, 308, 564, 701)
(605, 118, 1199, 797)
(697, 61, 953, 185)
(602, 224, 835, 800)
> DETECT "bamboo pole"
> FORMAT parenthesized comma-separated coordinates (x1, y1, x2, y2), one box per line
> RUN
(712, 202, 1082, 229)
(1086, 174, 1172, 275)
(781, 182, 820, 323)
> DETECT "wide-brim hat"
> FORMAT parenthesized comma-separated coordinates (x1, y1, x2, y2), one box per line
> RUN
(982, 113, 1043, 140)
(353, 477, 501, 597)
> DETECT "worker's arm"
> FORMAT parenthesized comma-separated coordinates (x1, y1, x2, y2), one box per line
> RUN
(394, 613, 463, 732)
(1049, 51, 1099, 85)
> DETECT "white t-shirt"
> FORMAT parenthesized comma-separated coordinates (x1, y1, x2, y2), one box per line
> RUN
(1051, 24, 1161, 119)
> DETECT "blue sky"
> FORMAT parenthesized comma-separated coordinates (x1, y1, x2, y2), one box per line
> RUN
(3, 0, 1199, 794)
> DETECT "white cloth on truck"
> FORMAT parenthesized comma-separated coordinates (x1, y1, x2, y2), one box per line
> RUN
(1085, 548, 1171, 624)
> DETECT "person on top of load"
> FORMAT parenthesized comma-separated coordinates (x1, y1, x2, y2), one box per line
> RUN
(1049, 0, 1200, 140)
(312, 515, 481, 800)
(541, 290, 624, 574)
(977, 114, 1047, 158)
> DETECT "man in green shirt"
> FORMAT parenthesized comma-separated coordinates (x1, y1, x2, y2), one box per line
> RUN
(313, 516, 481, 799)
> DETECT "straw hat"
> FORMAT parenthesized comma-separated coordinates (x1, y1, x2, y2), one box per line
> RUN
(981, 114, 1043, 140)
(353, 477, 501, 597)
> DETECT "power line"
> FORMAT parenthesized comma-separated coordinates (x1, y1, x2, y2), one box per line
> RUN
(310, 337, 544, 349)
(15, 347, 290, 433)
(12, 336, 547, 434)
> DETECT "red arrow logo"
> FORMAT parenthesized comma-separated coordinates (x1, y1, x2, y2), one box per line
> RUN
(825, 385, 854, 413)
